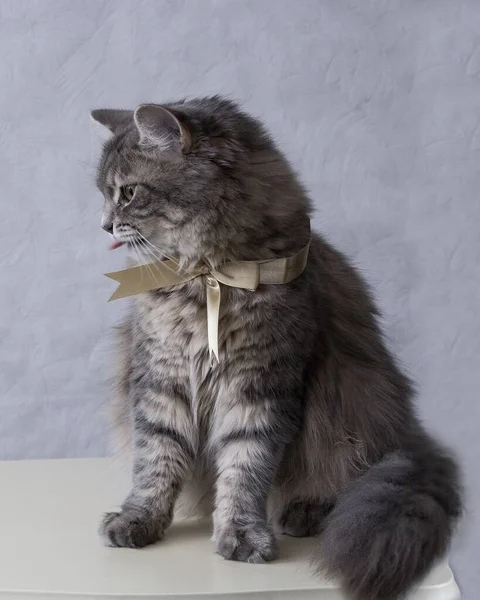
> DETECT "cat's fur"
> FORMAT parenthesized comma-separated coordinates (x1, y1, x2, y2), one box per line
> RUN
(92, 97, 461, 600)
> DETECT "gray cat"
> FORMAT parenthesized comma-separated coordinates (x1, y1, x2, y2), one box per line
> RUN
(91, 97, 461, 600)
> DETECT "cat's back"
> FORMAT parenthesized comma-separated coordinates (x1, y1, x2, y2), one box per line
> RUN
(306, 232, 381, 328)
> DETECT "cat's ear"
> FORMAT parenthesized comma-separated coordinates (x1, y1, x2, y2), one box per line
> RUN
(90, 109, 133, 133)
(133, 104, 191, 152)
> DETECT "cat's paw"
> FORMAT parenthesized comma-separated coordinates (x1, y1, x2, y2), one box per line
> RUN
(215, 522, 277, 563)
(99, 509, 163, 549)
(279, 499, 335, 537)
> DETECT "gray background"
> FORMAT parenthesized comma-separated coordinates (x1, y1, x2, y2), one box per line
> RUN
(0, 0, 478, 597)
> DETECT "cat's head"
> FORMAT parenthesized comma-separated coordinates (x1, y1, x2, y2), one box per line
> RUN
(91, 97, 310, 267)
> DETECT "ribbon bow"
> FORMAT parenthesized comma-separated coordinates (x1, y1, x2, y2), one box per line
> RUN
(105, 242, 310, 362)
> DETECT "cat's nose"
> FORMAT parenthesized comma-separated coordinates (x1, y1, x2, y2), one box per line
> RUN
(102, 223, 114, 234)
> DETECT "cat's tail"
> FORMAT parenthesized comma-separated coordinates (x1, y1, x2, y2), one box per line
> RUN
(314, 435, 462, 600)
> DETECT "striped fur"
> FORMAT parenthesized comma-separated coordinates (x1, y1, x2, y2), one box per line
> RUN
(92, 97, 461, 599)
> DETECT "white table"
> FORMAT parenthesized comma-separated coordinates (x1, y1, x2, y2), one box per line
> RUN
(0, 458, 460, 599)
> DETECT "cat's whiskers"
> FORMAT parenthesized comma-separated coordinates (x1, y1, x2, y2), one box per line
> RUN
(138, 232, 193, 276)
(137, 236, 170, 265)
(134, 239, 167, 283)
(125, 234, 157, 283)
(130, 238, 149, 286)
(126, 229, 180, 279)
(137, 238, 185, 279)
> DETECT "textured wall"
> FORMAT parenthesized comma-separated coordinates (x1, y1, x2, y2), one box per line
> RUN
(0, 0, 478, 596)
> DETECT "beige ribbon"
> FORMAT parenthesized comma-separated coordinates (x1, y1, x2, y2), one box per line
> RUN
(105, 242, 310, 362)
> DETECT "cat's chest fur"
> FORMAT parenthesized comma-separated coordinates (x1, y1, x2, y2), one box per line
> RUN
(132, 279, 252, 421)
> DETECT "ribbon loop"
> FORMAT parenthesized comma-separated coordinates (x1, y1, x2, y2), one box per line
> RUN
(212, 262, 260, 291)
(205, 275, 221, 363)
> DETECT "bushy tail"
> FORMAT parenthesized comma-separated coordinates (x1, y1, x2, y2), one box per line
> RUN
(315, 437, 462, 600)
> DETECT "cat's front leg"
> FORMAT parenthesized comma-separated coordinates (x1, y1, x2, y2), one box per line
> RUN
(100, 378, 195, 548)
(212, 364, 302, 563)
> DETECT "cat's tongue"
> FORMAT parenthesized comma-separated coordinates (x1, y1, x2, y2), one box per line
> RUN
(109, 240, 124, 250)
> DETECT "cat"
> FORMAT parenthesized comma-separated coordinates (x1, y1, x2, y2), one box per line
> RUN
(91, 97, 461, 600)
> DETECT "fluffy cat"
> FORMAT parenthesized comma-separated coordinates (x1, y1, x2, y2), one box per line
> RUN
(91, 97, 461, 600)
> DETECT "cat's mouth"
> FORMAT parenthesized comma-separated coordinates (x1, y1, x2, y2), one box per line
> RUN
(109, 239, 125, 250)
(109, 225, 140, 250)
(109, 237, 141, 250)
(109, 238, 141, 250)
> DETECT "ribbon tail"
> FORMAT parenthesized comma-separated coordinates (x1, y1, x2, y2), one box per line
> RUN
(104, 272, 126, 302)
(108, 286, 124, 302)
(205, 276, 221, 363)
(104, 263, 199, 301)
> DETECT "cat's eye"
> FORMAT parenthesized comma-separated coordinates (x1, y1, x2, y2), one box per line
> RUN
(122, 184, 136, 202)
